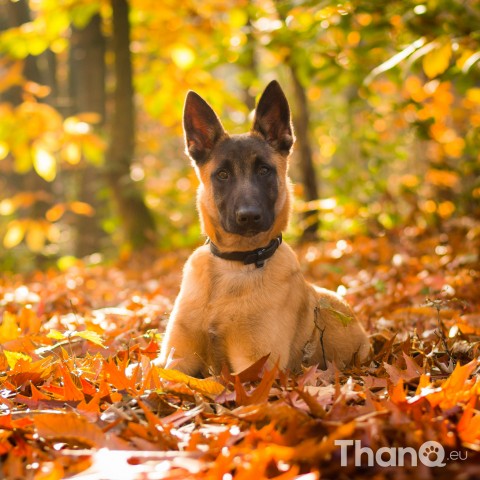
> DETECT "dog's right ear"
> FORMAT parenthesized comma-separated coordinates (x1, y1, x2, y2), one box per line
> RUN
(183, 91, 226, 164)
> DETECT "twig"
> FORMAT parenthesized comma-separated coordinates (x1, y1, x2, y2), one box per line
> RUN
(427, 298, 454, 364)
(314, 306, 327, 368)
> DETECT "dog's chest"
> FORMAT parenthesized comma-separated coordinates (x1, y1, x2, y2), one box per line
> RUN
(205, 265, 266, 326)
(198, 252, 297, 329)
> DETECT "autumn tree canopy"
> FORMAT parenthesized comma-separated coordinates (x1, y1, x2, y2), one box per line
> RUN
(0, 0, 478, 269)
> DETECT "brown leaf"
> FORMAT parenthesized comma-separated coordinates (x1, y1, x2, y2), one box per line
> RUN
(384, 352, 424, 384)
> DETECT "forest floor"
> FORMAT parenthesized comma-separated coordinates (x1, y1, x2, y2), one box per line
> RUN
(1, 223, 480, 479)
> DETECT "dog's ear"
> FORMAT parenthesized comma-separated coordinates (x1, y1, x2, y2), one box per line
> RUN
(252, 80, 294, 155)
(183, 91, 226, 164)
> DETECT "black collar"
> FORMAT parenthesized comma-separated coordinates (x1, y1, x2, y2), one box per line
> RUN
(208, 234, 282, 268)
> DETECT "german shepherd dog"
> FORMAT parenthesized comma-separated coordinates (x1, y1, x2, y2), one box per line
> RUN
(159, 81, 370, 376)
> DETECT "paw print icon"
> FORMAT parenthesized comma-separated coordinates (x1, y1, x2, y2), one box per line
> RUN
(419, 441, 446, 467)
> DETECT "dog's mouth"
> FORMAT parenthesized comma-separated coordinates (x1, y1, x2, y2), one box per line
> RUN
(242, 229, 264, 237)
(222, 221, 271, 238)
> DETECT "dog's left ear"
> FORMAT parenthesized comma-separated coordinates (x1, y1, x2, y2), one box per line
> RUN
(252, 80, 295, 156)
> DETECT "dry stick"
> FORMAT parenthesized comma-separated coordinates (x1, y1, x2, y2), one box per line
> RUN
(430, 299, 454, 364)
(66, 299, 82, 369)
(313, 306, 327, 369)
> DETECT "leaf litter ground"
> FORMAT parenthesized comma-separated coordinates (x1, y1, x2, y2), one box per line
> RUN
(1, 225, 480, 479)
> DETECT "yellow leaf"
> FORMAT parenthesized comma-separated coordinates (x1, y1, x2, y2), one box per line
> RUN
(63, 116, 91, 135)
(4, 350, 32, 369)
(0, 312, 20, 343)
(25, 222, 45, 252)
(156, 367, 225, 396)
(62, 142, 81, 165)
(0, 198, 16, 215)
(74, 330, 106, 348)
(456, 49, 474, 70)
(171, 45, 195, 69)
(423, 40, 452, 79)
(0, 141, 9, 160)
(47, 329, 66, 341)
(3, 220, 26, 248)
(33, 147, 56, 182)
(47, 223, 60, 243)
(466, 88, 480, 104)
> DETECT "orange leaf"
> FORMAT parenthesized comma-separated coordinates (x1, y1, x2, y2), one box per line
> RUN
(34, 412, 106, 448)
(103, 358, 136, 392)
(427, 359, 479, 409)
(69, 201, 95, 216)
(33, 460, 64, 480)
(234, 376, 250, 406)
(458, 400, 480, 444)
(31, 383, 51, 401)
(137, 399, 168, 439)
(0, 312, 20, 343)
(45, 204, 66, 222)
(58, 364, 85, 402)
(234, 366, 278, 406)
(77, 390, 102, 414)
(7, 358, 52, 387)
(248, 365, 278, 404)
(79, 377, 97, 397)
(390, 378, 407, 404)
(0, 430, 12, 455)
(295, 389, 327, 418)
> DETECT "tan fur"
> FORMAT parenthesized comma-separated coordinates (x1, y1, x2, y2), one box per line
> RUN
(159, 240, 370, 376)
(159, 158, 370, 376)
(159, 87, 370, 376)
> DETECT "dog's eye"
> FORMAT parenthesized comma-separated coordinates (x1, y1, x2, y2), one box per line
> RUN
(258, 166, 270, 176)
(216, 170, 229, 180)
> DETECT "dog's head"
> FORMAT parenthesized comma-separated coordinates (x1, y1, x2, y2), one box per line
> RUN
(183, 81, 295, 250)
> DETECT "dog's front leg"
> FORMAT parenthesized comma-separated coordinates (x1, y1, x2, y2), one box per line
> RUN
(158, 249, 212, 376)
(158, 319, 204, 376)
(158, 299, 206, 376)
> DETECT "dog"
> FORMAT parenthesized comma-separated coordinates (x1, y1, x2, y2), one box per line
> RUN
(158, 80, 370, 377)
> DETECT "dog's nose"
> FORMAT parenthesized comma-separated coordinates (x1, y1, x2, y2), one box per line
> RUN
(236, 207, 262, 227)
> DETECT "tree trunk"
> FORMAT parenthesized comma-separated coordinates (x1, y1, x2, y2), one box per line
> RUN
(238, 5, 257, 112)
(106, 0, 156, 250)
(290, 66, 320, 240)
(69, 14, 109, 257)
(69, 14, 106, 120)
(273, 1, 320, 240)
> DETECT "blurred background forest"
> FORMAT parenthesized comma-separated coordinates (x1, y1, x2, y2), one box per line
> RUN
(0, 0, 479, 272)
